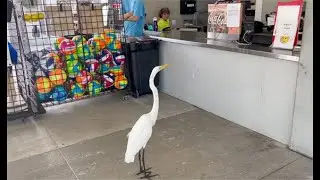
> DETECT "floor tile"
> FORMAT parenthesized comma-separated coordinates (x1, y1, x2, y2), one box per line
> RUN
(263, 156, 313, 180)
(7, 118, 57, 163)
(7, 150, 77, 180)
(60, 109, 301, 179)
(39, 93, 151, 148)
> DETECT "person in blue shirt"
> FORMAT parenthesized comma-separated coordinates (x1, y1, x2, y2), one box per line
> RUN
(122, 0, 145, 37)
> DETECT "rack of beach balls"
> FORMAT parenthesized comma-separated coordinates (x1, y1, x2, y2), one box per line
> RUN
(35, 30, 128, 103)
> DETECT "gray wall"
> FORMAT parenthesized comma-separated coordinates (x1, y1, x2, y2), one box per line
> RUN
(290, 0, 313, 158)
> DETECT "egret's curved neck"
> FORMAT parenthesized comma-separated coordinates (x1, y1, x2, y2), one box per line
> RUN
(149, 71, 159, 126)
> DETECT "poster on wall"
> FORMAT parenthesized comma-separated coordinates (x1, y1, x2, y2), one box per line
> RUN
(272, 1, 303, 50)
(207, 3, 242, 41)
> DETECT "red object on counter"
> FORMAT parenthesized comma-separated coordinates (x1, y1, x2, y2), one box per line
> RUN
(272, 0, 303, 47)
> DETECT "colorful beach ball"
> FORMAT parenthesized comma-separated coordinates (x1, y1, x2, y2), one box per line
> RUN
(99, 49, 113, 64)
(98, 63, 110, 74)
(36, 77, 52, 93)
(109, 65, 124, 76)
(66, 60, 83, 78)
(113, 54, 125, 66)
(76, 44, 93, 61)
(88, 36, 106, 52)
(88, 80, 102, 96)
(101, 33, 112, 45)
(54, 37, 66, 51)
(85, 59, 99, 75)
(43, 52, 61, 65)
(101, 72, 115, 88)
(72, 35, 87, 46)
(113, 40, 122, 50)
(114, 75, 128, 90)
(107, 40, 121, 52)
(38, 92, 51, 102)
(49, 69, 67, 86)
(103, 29, 116, 42)
(59, 39, 76, 55)
(101, 30, 117, 46)
(52, 85, 68, 102)
(75, 70, 93, 85)
(65, 53, 78, 62)
(71, 83, 85, 99)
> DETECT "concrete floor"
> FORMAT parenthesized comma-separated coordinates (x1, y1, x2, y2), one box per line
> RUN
(7, 92, 313, 180)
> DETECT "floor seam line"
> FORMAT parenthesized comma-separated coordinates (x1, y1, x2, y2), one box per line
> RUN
(259, 157, 301, 180)
(58, 149, 80, 180)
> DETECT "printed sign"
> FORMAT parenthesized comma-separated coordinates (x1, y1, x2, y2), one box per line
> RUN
(207, 3, 241, 40)
(272, 1, 303, 50)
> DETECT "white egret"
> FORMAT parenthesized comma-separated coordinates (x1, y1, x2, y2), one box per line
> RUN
(125, 64, 169, 179)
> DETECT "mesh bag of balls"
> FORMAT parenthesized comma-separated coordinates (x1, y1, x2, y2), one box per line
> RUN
(35, 31, 127, 102)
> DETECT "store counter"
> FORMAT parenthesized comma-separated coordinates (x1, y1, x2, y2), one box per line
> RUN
(148, 31, 300, 145)
(148, 31, 300, 61)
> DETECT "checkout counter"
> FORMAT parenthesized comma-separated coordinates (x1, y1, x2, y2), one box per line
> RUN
(147, 30, 300, 145)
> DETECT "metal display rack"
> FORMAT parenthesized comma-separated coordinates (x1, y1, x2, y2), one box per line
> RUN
(7, 0, 128, 120)
(7, 1, 45, 121)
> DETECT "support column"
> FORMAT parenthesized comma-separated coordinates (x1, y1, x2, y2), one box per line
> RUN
(290, 0, 313, 158)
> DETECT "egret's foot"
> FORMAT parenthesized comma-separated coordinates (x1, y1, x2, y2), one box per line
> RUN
(136, 167, 152, 175)
(139, 172, 159, 180)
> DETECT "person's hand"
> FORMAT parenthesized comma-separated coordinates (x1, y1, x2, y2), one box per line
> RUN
(124, 12, 134, 20)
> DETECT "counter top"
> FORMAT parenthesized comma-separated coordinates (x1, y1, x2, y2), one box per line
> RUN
(147, 31, 300, 62)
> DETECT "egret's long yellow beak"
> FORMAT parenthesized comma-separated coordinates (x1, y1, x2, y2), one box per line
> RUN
(160, 64, 169, 70)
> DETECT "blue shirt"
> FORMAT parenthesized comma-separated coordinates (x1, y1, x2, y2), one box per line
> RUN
(122, 0, 145, 37)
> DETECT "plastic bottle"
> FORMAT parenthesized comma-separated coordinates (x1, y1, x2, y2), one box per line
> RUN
(153, 17, 158, 31)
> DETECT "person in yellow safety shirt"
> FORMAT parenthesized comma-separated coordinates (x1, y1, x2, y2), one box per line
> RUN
(157, 8, 171, 32)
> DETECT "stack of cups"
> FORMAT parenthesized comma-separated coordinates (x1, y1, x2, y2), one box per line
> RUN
(171, 20, 176, 30)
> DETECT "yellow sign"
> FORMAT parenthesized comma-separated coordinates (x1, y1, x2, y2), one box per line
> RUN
(280, 35, 290, 44)
(24, 12, 45, 22)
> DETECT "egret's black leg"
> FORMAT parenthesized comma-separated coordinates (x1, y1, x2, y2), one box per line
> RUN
(137, 148, 152, 175)
(136, 149, 143, 175)
(139, 148, 159, 179)
(142, 148, 147, 173)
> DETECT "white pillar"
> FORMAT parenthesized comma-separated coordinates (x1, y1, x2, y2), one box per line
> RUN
(290, 0, 313, 158)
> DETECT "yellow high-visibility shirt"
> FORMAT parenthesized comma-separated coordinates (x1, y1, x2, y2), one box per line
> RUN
(157, 18, 170, 31)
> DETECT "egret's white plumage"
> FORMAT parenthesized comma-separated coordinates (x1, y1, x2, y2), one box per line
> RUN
(125, 114, 152, 163)
(125, 64, 168, 164)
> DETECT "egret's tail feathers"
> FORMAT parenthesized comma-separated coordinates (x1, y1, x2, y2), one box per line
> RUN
(125, 153, 135, 163)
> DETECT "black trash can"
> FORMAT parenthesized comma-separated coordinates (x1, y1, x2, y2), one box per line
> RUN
(125, 38, 160, 98)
